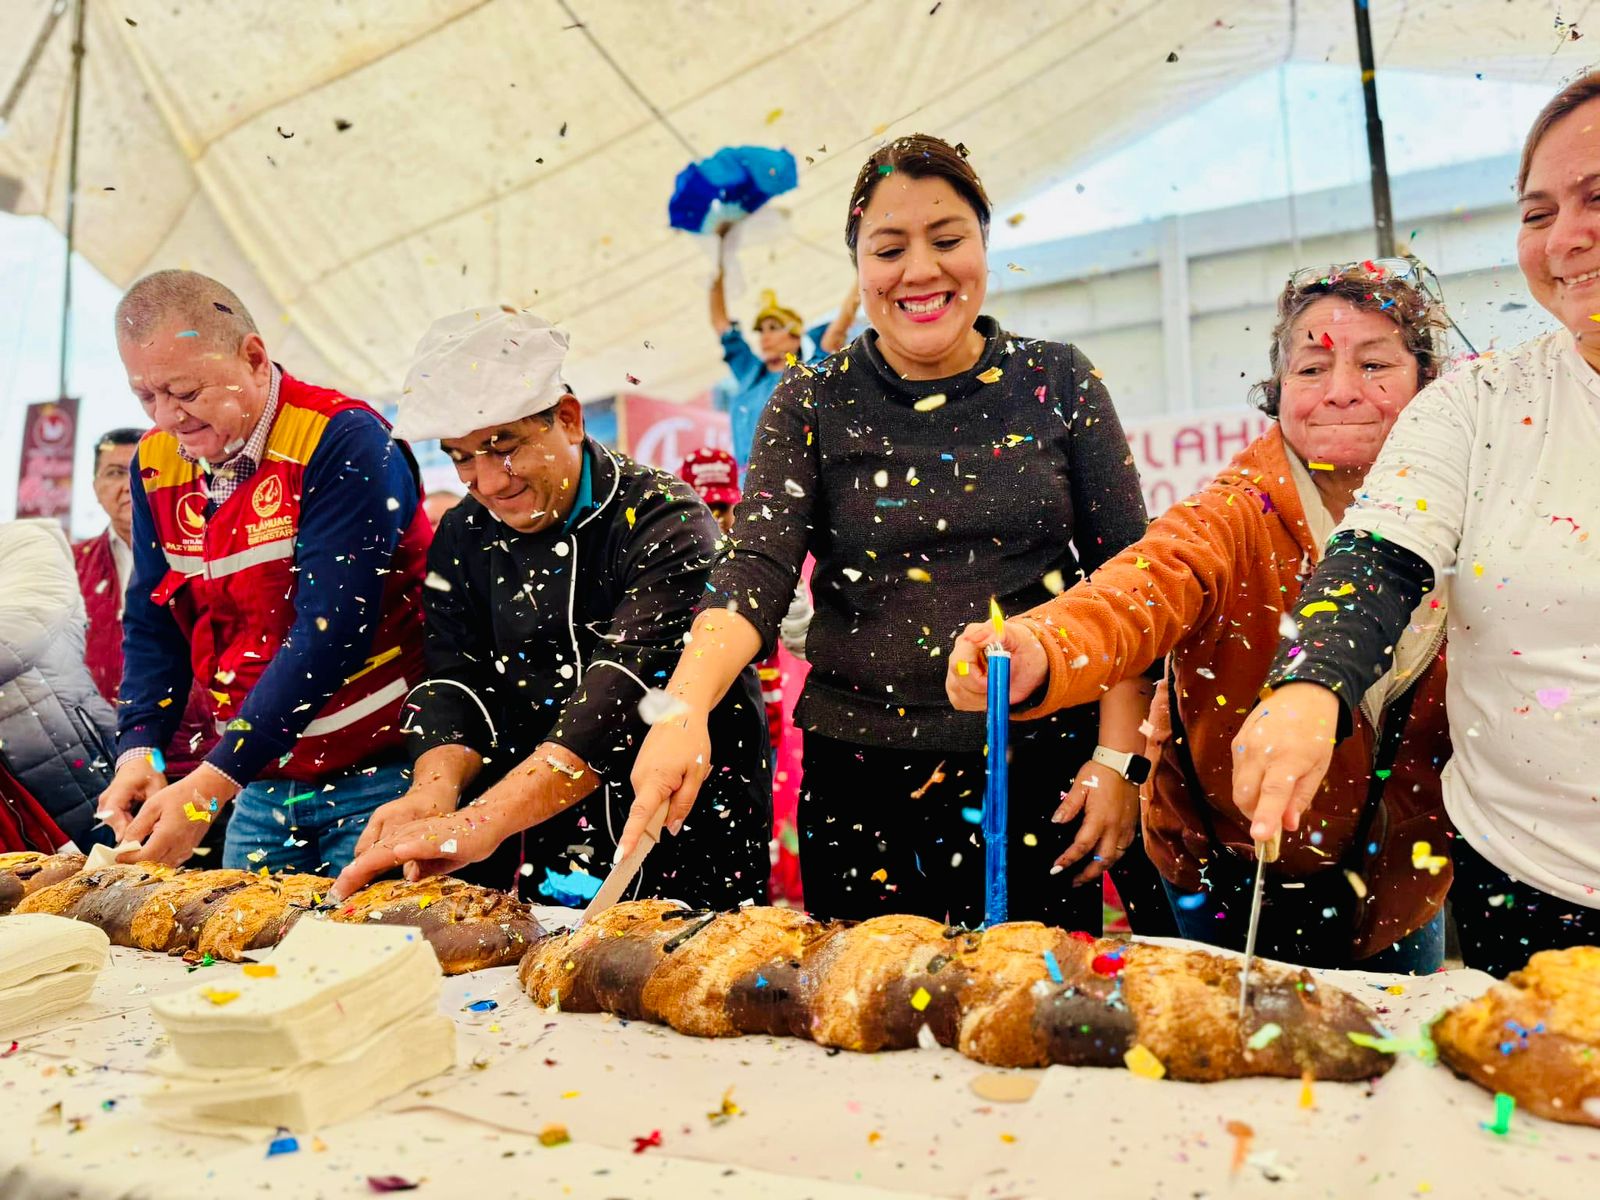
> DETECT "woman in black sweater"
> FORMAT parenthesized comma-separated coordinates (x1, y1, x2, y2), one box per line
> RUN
(621, 136, 1152, 929)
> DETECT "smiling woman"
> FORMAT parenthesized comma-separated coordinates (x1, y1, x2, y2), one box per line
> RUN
(621, 135, 1157, 933)
(946, 262, 1455, 974)
(1231, 71, 1600, 976)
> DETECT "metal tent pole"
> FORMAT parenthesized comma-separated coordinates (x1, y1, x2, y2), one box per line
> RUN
(59, 0, 87, 401)
(1352, 0, 1395, 257)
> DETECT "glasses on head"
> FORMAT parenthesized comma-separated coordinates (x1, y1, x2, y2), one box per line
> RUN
(1288, 256, 1477, 356)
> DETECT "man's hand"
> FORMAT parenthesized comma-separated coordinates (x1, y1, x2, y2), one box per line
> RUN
(946, 619, 1049, 711)
(333, 800, 511, 900)
(1049, 760, 1138, 885)
(1231, 682, 1341, 842)
(620, 707, 711, 860)
(119, 764, 240, 867)
(96, 755, 168, 839)
(352, 782, 459, 858)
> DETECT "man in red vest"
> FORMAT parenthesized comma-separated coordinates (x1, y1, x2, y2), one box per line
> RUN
(74, 427, 217, 780)
(97, 270, 432, 875)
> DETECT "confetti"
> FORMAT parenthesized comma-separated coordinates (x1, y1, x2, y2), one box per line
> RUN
(906, 568, 932, 582)
(367, 1178, 421, 1193)
(707, 1087, 743, 1125)
(1483, 1091, 1515, 1136)
(913, 393, 948, 412)
(241, 964, 277, 979)
(1300, 1070, 1316, 1108)
(1225, 1119, 1253, 1173)
(1347, 1030, 1437, 1063)
(1123, 1044, 1166, 1079)
(464, 999, 499, 1013)
(267, 1134, 299, 1156)
(1299, 600, 1338, 617)
(976, 367, 1004, 384)
(201, 988, 240, 1006)
(910, 986, 932, 1011)
(538, 1124, 570, 1146)
(1307, 462, 1335, 471)
(1411, 841, 1448, 875)
(1245, 1022, 1282, 1050)
(632, 1129, 663, 1153)
(1042, 949, 1064, 984)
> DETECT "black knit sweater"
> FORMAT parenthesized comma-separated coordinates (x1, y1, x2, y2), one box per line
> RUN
(705, 316, 1149, 751)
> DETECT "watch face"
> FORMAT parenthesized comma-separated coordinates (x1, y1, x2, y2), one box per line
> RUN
(1124, 755, 1152, 785)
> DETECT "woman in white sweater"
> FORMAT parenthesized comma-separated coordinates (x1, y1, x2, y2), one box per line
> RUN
(1229, 73, 1600, 975)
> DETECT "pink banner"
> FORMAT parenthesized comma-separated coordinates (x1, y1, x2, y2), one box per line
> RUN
(15, 398, 78, 523)
(1124, 408, 1274, 516)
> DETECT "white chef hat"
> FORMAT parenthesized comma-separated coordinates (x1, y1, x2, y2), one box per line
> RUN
(392, 307, 572, 442)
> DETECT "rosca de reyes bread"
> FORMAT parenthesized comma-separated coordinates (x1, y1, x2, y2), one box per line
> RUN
(519, 901, 1392, 1081)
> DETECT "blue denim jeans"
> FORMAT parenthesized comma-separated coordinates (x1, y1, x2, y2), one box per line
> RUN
(222, 762, 410, 876)
(1161, 871, 1446, 975)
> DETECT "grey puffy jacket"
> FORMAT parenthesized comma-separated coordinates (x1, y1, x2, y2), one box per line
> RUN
(0, 520, 116, 848)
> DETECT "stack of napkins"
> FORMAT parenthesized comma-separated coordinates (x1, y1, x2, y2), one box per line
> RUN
(0, 914, 109, 1035)
(145, 918, 455, 1132)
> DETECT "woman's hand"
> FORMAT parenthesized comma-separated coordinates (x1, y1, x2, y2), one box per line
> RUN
(1230, 682, 1342, 841)
(619, 707, 712, 859)
(1049, 760, 1138, 885)
(946, 619, 1049, 711)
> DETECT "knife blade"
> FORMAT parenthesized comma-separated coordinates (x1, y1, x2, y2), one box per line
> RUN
(580, 799, 670, 923)
(1236, 830, 1281, 1022)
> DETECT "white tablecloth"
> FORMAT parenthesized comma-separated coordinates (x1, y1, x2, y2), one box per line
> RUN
(1, 913, 1595, 1199)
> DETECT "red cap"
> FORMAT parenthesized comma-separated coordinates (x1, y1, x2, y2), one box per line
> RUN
(677, 447, 741, 508)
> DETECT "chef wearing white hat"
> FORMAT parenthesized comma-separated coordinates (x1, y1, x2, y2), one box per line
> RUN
(334, 308, 773, 905)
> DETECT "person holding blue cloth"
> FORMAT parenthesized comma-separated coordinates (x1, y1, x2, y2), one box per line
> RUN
(710, 229, 858, 466)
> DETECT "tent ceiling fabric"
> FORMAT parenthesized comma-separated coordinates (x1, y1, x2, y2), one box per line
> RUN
(0, 0, 1590, 404)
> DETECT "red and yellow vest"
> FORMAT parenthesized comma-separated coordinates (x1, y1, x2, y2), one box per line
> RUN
(138, 374, 430, 781)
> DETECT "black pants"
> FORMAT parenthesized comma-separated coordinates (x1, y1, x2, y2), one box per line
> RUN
(798, 720, 1105, 932)
(1451, 836, 1600, 977)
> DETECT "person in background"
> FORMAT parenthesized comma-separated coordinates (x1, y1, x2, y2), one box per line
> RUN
(74, 427, 218, 782)
(0, 519, 116, 850)
(422, 488, 463, 529)
(97, 269, 431, 875)
(678, 446, 809, 905)
(626, 135, 1151, 931)
(710, 229, 859, 467)
(948, 263, 1454, 972)
(1232, 73, 1600, 976)
(332, 310, 771, 906)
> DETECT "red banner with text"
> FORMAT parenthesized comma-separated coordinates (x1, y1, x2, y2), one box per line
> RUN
(617, 392, 731, 472)
(15, 399, 78, 523)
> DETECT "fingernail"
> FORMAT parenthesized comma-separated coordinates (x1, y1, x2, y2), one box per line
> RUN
(667, 819, 683, 836)
(1049, 864, 1064, 875)
(1051, 813, 1067, 824)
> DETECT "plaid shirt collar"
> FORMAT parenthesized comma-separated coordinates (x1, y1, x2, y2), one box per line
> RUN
(179, 365, 281, 506)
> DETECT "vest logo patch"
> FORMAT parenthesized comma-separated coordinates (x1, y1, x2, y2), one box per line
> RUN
(252, 475, 284, 519)
(176, 491, 207, 539)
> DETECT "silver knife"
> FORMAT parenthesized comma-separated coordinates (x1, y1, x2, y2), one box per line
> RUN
(580, 799, 670, 923)
(1237, 830, 1282, 1021)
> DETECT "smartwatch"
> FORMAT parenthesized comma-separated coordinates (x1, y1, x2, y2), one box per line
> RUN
(1092, 745, 1152, 786)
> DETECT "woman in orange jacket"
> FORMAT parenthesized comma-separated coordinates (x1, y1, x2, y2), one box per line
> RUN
(947, 263, 1455, 972)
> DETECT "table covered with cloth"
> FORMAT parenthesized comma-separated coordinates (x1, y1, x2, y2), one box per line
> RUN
(0, 913, 1593, 1200)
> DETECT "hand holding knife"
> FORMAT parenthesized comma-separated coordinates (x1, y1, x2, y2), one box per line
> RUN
(1237, 828, 1282, 1022)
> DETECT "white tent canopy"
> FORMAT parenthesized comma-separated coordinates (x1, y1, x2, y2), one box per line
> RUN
(0, 0, 1591, 402)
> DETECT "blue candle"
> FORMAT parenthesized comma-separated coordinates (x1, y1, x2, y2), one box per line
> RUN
(984, 599, 1011, 927)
